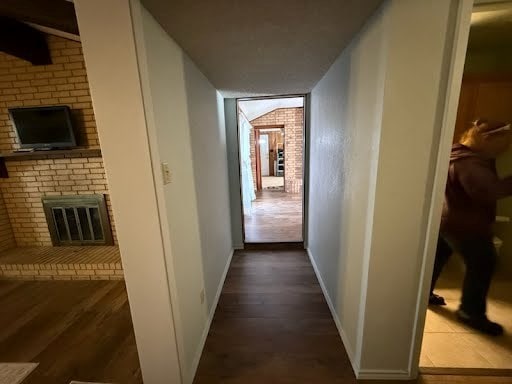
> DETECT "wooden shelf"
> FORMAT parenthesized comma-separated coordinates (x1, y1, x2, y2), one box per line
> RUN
(0, 147, 101, 160)
(0, 147, 102, 178)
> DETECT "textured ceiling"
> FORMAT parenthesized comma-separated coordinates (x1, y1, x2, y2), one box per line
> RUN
(469, 2, 512, 50)
(140, 0, 383, 97)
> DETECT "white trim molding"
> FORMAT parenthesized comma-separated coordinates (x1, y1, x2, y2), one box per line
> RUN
(306, 248, 360, 376)
(408, 0, 474, 379)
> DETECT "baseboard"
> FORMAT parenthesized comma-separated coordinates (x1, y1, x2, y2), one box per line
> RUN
(420, 367, 512, 377)
(306, 248, 360, 376)
(356, 369, 411, 380)
(306, 248, 415, 381)
(188, 248, 234, 383)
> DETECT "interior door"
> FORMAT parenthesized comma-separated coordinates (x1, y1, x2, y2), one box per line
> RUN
(260, 134, 269, 176)
(254, 129, 262, 191)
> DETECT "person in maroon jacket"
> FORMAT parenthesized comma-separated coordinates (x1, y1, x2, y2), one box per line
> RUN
(430, 119, 512, 336)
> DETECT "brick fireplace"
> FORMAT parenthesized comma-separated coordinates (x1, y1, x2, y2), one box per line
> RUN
(0, 153, 117, 247)
(0, 34, 120, 280)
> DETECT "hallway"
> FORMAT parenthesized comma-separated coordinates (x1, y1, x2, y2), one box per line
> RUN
(244, 192, 302, 243)
(193, 249, 352, 383)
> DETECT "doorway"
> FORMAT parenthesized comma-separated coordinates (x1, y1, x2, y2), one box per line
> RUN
(420, 0, 512, 373)
(237, 96, 305, 243)
(255, 126, 284, 191)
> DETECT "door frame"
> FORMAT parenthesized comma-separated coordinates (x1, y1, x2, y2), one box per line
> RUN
(408, 0, 473, 377)
(253, 124, 285, 192)
(254, 128, 262, 191)
(235, 94, 307, 244)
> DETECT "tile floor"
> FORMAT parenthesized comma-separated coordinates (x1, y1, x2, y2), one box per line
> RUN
(421, 270, 512, 370)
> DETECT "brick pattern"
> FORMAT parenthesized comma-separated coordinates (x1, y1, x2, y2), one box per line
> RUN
(0, 153, 117, 246)
(0, 262, 124, 281)
(250, 108, 304, 193)
(0, 35, 117, 247)
(0, 35, 99, 150)
(0, 246, 123, 281)
(0, 194, 15, 251)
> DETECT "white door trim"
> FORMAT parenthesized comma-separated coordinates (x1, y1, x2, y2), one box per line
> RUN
(408, 0, 474, 377)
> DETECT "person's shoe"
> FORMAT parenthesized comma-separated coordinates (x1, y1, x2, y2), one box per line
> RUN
(429, 293, 446, 306)
(456, 309, 504, 336)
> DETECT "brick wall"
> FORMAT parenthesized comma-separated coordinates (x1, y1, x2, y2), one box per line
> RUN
(0, 154, 116, 246)
(0, 35, 117, 247)
(250, 107, 304, 193)
(0, 35, 99, 150)
(0, 195, 15, 251)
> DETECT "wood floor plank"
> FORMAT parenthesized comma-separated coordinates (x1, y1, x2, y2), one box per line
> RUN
(244, 191, 303, 243)
(194, 249, 356, 383)
(0, 280, 142, 384)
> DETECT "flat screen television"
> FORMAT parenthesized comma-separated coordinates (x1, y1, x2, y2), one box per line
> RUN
(8, 106, 76, 149)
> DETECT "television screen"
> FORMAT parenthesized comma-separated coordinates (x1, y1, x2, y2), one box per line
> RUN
(9, 106, 76, 149)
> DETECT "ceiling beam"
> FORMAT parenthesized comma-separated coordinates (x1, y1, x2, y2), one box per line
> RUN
(0, 0, 79, 35)
(0, 17, 52, 65)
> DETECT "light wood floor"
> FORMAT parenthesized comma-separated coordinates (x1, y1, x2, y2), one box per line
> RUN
(244, 191, 302, 243)
(421, 272, 512, 371)
(0, 280, 142, 384)
(262, 176, 284, 190)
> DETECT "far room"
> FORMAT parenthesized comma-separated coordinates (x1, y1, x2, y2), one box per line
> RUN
(237, 96, 304, 243)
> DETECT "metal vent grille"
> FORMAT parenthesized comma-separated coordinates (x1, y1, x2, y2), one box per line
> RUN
(42, 195, 113, 246)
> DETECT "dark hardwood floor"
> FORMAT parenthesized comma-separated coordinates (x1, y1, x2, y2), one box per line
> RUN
(193, 249, 512, 384)
(194, 249, 356, 383)
(0, 280, 142, 384)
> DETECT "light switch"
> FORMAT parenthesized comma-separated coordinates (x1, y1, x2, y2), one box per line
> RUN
(162, 162, 172, 184)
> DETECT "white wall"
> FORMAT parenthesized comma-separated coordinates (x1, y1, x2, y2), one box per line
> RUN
(309, 0, 465, 378)
(182, 55, 233, 311)
(308, 4, 386, 367)
(133, 5, 233, 382)
(359, 0, 457, 374)
(74, 0, 182, 382)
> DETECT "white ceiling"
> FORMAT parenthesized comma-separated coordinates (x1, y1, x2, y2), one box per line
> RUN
(140, 0, 384, 97)
(239, 97, 304, 121)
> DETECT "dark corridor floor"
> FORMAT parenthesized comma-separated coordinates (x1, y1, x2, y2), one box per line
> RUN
(193, 249, 354, 383)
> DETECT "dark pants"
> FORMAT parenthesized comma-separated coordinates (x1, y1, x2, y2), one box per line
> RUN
(430, 234, 497, 317)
